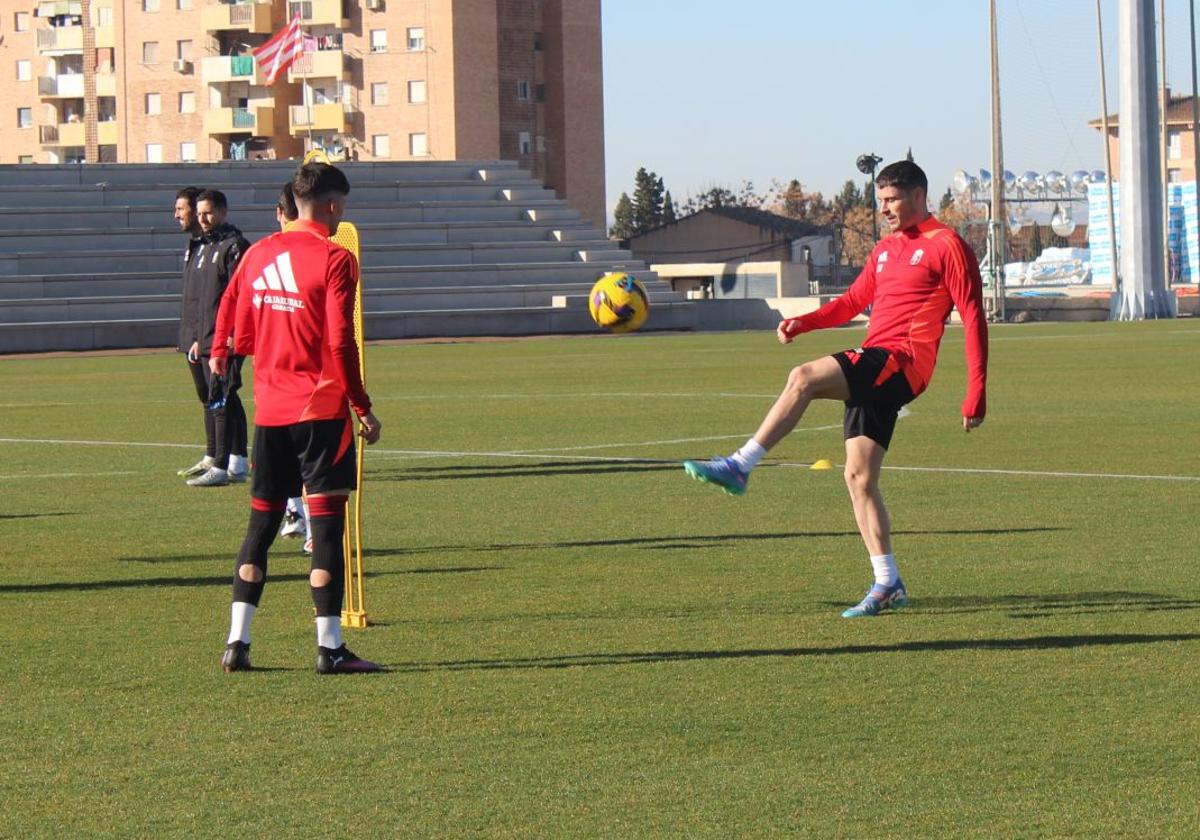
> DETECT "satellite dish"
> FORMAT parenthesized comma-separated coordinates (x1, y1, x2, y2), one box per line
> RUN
(1050, 204, 1076, 238)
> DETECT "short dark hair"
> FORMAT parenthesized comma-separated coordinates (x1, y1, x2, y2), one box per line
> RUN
(276, 181, 298, 221)
(875, 160, 928, 194)
(176, 186, 201, 208)
(196, 189, 228, 211)
(292, 162, 351, 203)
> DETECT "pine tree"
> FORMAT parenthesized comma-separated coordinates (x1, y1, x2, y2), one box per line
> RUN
(632, 167, 665, 233)
(609, 192, 635, 240)
(661, 191, 676, 225)
(939, 187, 954, 212)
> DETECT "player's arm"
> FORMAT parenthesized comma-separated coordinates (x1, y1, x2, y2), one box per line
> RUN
(942, 236, 989, 429)
(777, 263, 876, 344)
(209, 261, 244, 377)
(324, 250, 381, 443)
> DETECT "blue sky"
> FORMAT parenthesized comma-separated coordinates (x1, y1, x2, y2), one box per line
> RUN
(601, 0, 1200, 223)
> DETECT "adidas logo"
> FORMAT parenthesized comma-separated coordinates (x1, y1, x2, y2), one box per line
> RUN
(250, 252, 305, 312)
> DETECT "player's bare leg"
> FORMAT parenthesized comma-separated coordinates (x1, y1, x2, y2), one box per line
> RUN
(684, 355, 850, 495)
(841, 435, 907, 618)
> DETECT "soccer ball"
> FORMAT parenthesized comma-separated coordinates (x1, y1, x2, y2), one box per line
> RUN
(588, 272, 650, 333)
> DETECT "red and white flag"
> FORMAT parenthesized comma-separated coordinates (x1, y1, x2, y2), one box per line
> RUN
(253, 13, 304, 84)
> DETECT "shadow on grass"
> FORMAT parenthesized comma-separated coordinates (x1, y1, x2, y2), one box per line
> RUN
(369, 459, 676, 483)
(388, 632, 1200, 673)
(875, 591, 1200, 618)
(0, 566, 502, 594)
(0, 512, 75, 520)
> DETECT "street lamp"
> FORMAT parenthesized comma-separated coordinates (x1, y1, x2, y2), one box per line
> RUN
(856, 153, 883, 240)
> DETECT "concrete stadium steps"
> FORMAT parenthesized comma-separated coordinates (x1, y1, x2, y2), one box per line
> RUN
(0, 201, 579, 230)
(0, 219, 600, 251)
(0, 283, 685, 326)
(0, 158, 694, 352)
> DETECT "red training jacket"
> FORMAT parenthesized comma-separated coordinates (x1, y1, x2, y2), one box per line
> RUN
(793, 215, 988, 419)
(212, 219, 371, 426)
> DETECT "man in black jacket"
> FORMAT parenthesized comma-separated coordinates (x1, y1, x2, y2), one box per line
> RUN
(179, 189, 251, 487)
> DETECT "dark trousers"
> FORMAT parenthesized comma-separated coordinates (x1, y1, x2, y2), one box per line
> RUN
(188, 355, 248, 470)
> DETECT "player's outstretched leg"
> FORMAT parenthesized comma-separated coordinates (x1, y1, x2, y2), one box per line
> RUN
(683, 356, 850, 497)
(308, 494, 379, 675)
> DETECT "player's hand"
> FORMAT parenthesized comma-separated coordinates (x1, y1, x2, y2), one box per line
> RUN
(209, 355, 227, 377)
(187, 341, 200, 363)
(358, 412, 382, 445)
(777, 318, 803, 345)
(963, 416, 984, 432)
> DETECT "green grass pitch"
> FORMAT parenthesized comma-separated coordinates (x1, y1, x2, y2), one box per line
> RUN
(1, 320, 1198, 838)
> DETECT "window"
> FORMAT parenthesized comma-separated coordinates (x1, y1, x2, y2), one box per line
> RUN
(180, 142, 197, 162)
(97, 48, 115, 73)
(143, 0, 160, 11)
(176, 0, 193, 9)
(407, 80, 426, 104)
(97, 6, 114, 26)
(1169, 168, 1183, 184)
(1168, 131, 1182, 160)
(145, 93, 162, 115)
(372, 134, 389, 157)
(409, 132, 427, 157)
(518, 131, 532, 155)
(516, 80, 530, 102)
(145, 143, 163, 163)
(15, 12, 30, 32)
(370, 30, 388, 53)
(16, 61, 31, 82)
(17, 108, 32, 129)
(536, 135, 545, 153)
(406, 27, 424, 51)
(19, 155, 34, 164)
(177, 40, 193, 61)
(143, 42, 159, 64)
(179, 91, 195, 113)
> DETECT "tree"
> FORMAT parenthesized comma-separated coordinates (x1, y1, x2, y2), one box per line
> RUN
(661, 191, 676, 225)
(632, 167, 665, 233)
(609, 192, 635, 240)
(939, 187, 954, 212)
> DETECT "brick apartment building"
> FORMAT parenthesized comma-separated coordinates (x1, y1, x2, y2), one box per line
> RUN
(0, 0, 605, 225)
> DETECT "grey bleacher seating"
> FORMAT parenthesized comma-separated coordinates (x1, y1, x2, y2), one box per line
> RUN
(0, 160, 695, 353)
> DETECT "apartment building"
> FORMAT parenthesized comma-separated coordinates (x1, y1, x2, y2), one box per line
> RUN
(0, 0, 605, 225)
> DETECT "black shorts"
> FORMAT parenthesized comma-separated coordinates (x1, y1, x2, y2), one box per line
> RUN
(833, 347, 915, 450)
(251, 417, 357, 500)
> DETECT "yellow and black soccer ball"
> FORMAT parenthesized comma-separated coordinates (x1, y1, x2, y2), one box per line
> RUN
(587, 272, 650, 333)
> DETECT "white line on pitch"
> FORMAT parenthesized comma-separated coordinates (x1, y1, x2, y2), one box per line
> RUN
(0, 471, 138, 481)
(0, 437, 197, 449)
(776, 461, 1200, 482)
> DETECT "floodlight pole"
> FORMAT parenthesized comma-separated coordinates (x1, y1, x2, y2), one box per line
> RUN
(989, 0, 1007, 321)
(1097, 0, 1121, 294)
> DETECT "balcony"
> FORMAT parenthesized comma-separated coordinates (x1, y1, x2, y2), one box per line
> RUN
(287, 0, 349, 27)
(289, 103, 347, 135)
(38, 72, 118, 98)
(288, 49, 348, 81)
(204, 106, 275, 136)
(36, 1, 82, 15)
(201, 54, 267, 85)
(201, 1, 274, 34)
(37, 120, 118, 147)
(95, 25, 115, 49)
(37, 25, 83, 53)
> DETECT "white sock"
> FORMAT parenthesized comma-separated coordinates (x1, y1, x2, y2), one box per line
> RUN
(729, 438, 767, 472)
(228, 454, 247, 473)
(286, 496, 303, 517)
(316, 615, 342, 650)
(870, 553, 898, 588)
(227, 601, 256, 645)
